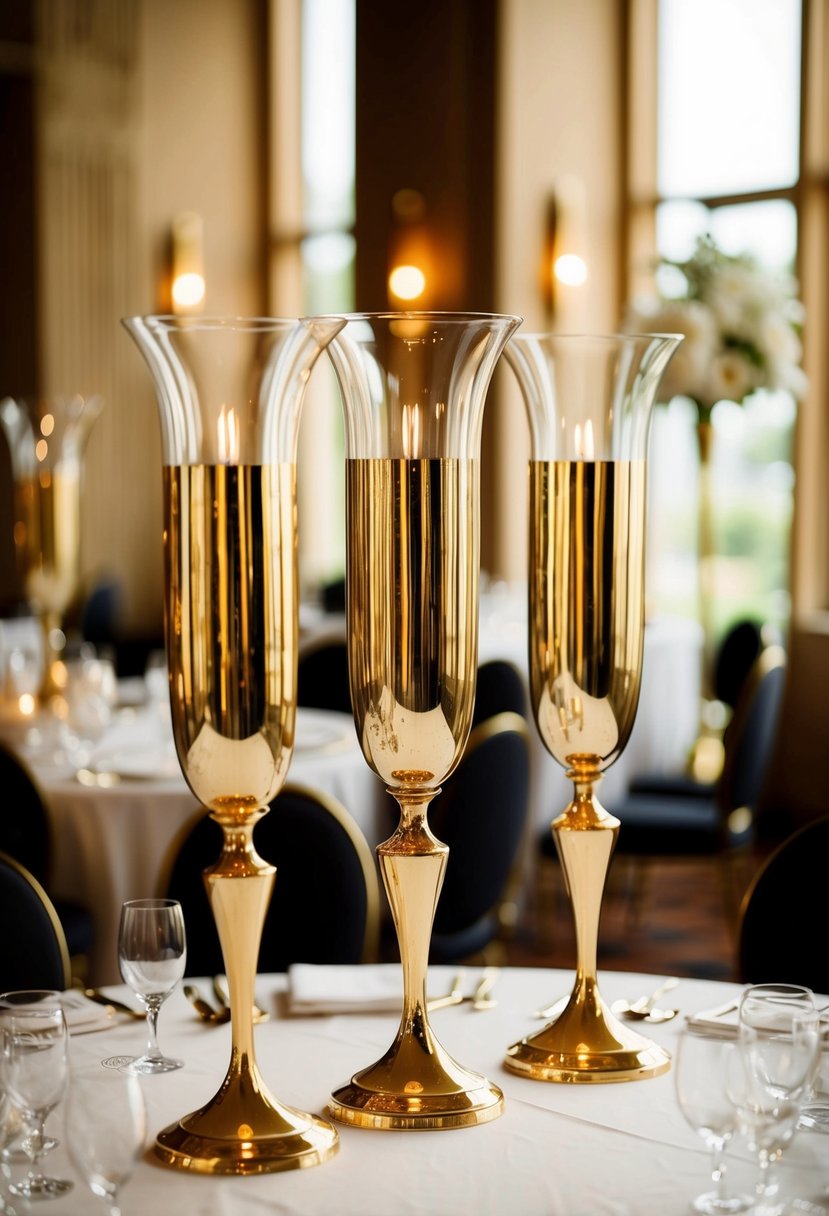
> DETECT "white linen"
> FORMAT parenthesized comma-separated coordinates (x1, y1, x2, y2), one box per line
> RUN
(20, 967, 827, 1216)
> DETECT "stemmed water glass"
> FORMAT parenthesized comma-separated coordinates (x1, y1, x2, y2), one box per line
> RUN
(66, 1066, 147, 1216)
(674, 1027, 752, 1214)
(117, 898, 186, 1075)
(729, 983, 822, 1216)
(0, 1001, 72, 1200)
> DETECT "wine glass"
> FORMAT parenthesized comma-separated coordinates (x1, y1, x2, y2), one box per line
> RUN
(324, 311, 521, 1130)
(66, 1066, 147, 1216)
(0, 1081, 25, 1214)
(0, 1003, 72, 1200)
(117, 898, 186, 1075)
(0, 992, 62, 1164)
(729, 983, 821, 1215)
(503, 332, 682, 1082)
(674, 1027, 752, 1214)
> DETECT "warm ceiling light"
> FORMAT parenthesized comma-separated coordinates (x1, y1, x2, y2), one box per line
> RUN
(388, 264, 426, 302)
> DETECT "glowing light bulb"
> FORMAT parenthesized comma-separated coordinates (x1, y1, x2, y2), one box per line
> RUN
(388, 264, 426, 302)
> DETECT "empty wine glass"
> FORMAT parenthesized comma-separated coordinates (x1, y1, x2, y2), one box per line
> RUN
(118, 898, 186, 1075)
(0, 1002, 72, 1200)
(1, 1082, 25, 1215)
(0, 992, 62, 1167)
(675, 1026, 752, 1214)
(729, 983, 821, 1216)
(66, 1066, 147, 1215)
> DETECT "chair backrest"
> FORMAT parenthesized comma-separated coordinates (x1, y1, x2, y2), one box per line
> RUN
(0, 850, 70, 990)
(472, 659, 528, 728)
(162, 782, 380, 976)
(737, 815, 829, 992)
(0, 742, 51, 882)
(430, 711, 531, 950)
(718, 644, 787, 822)
(297, 636, 352, 715)
(714, 618, 764, 709)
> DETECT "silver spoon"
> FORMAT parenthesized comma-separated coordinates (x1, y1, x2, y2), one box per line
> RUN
(611, 977, 679, 1019)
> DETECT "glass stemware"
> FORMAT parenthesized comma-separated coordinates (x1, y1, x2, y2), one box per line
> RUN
(729, 983, 822, 1216)
(0, 394, 103, 705)
(502, 332, 682, 1082)
(123, 314, 343, 1173)
(0, 1003, 72, 1201)
(66, 1067, 147, 1216)
(323, 311, 521, 1130)
(117, 898, 186, 1075)
(675, 1027, 752, 1214)
(0, 992, 62, 1166)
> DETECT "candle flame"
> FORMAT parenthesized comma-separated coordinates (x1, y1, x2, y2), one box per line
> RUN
(402, 403, 421, 459)
(217, 405, 240, 465)
(574, 419, 595, 460)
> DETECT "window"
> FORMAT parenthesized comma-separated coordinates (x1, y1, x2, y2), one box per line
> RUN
(627, 0, 815, 643)
(268, 0, 355, 595)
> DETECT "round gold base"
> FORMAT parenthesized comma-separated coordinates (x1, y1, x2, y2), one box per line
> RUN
(504, 1000, 672, 1084)
(153, 1105, 339, 1175)
(328, 1075, 504, 1131)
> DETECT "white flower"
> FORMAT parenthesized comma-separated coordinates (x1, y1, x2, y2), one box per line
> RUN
(624, 236, 807, 410)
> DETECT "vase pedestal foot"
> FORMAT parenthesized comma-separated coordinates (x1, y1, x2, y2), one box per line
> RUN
(504, 986, 671, 1084)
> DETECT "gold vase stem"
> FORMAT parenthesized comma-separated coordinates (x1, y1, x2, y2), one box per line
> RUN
(697, 419, 715, 702)
(328, 787, 504, 1129)
(154, 809, 339, 1172)
(504, 775, 671, 1083)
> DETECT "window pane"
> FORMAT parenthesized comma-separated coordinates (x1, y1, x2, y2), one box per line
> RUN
(656, 198, 798, 271)
(302, 0, 355, 230)
(658, 0, 801, 197)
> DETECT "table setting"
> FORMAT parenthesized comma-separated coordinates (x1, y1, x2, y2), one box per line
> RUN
(1, 968, 827, 1215)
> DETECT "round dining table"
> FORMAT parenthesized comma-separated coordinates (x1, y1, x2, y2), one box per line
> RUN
(35, 701, 385, 985)
(9, 965, 827, 1216)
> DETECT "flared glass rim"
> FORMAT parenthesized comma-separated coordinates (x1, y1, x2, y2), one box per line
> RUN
(312, 310, 524, 325)
(510, 331, 684, 343)
(121, 315, 315, 332)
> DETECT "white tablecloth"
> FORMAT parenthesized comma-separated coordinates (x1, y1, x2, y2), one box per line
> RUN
(17, 966, 828, 1216)
(34, 705, 384, 985)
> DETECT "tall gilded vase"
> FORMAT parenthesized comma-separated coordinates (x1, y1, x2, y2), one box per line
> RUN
(123, 314, 343, 1173)
(503, 332, 681, 1083)
(324, 311, 521, 1129)
(0, 393, 103, 700)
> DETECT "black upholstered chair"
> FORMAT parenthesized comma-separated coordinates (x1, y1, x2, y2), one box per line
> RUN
(737, 815, 829, 994)
(296, 635, 352, 715)
(162, 782, 381, 976)
(0, 850, 71, 991)
(610, 644, 788, 926)
(472, 658, 528, 728)
(0, 742, 93, 970)
(429, 711, 532, 964)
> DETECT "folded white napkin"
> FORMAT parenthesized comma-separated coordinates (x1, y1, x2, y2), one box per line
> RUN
(287, 964, 403, 1015)
(685, 1000, 740, 1037)
(686, 998, 829, 1040)
(60, 990, 117, 1035)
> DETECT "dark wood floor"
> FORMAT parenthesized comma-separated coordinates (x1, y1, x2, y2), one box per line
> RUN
(503, 852, 764, 981)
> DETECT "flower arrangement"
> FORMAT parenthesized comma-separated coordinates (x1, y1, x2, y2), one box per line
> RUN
(626, 235, 807, 420)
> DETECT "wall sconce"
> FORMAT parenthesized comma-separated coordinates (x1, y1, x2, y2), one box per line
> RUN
(387, 188, 432, 307)
(543, 176, 588, 325)
(170, 211, 206, 314)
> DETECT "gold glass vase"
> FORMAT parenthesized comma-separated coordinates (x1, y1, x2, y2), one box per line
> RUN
(324, 311, 521, 1129)
(503, 332, 681, 1083)
(123, 314, 343, 1173)
(0, 393, 103, 701)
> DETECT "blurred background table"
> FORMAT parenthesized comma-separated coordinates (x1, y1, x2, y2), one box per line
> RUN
(20, 965, 828, 1216)
(35, 702, 380, 985)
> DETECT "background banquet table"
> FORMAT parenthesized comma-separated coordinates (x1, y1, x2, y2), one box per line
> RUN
(17, 966, 828, 1216)
(37, 704, 383, 985)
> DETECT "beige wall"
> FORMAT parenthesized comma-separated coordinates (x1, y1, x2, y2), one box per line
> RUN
(491, 0, 623, 582)
(81, 0, 267, 636)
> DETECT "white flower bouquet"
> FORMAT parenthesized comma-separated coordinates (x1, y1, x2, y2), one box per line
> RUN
(626, 235, 806, 419)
